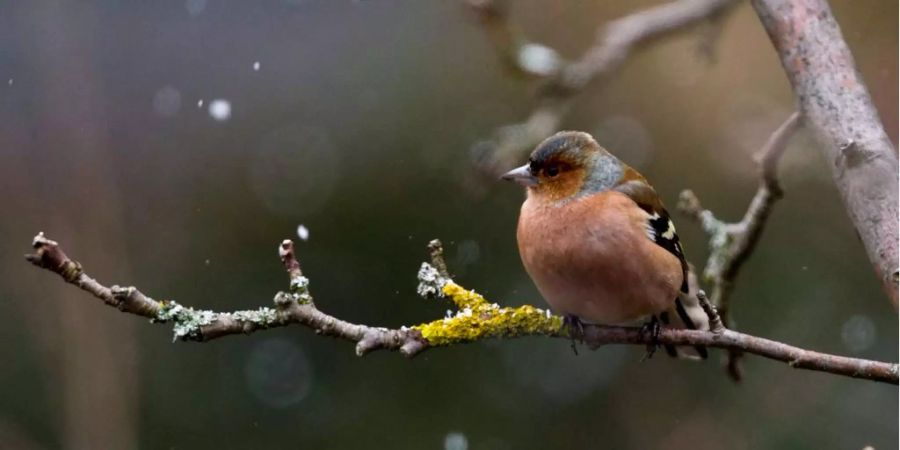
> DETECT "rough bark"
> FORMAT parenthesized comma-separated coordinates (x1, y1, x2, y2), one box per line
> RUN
(752, 0, 899, 305)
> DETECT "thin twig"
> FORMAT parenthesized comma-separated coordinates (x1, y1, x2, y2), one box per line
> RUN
(696, 290, 725, 333)
(558, 0, 739, 91)
(678, 111, 802, 381)
(466, 0, 741, 175)
(25, 232, 898, 385)
(427, 239, 451, 278)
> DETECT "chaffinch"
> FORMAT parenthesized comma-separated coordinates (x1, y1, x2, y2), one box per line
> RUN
(502, 131, 708, 358)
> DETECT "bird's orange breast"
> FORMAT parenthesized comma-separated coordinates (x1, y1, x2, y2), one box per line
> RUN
(516, 191, 682, 324)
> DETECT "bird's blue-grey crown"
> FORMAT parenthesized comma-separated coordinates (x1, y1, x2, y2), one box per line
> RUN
(524, 131, 624, 194)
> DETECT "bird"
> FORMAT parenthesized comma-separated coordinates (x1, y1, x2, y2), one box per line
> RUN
(501, 130, 708, 358)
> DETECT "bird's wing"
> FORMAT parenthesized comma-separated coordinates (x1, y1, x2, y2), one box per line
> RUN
(612, 178, 689, 293)
(614, 176, 709, 358)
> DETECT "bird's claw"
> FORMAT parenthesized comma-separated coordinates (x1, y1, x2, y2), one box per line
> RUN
(639, 316, 662, 361)
(563, 314, 585, 355)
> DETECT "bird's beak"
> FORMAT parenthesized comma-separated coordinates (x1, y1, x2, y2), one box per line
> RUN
(501, 164, 538, 187)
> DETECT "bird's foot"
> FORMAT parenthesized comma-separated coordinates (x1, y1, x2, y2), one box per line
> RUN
(639, 316, 662, 361)
(563, 314, 585, 355)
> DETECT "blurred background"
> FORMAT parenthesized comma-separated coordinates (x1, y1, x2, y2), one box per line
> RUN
(0, 1, 896, 449)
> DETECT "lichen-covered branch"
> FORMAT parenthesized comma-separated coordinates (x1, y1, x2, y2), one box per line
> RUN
(678, 111, 802, 380)
(751, 0, 899, 306)
(466, 0, 740, 175)
(25, 233, 898, 385)
(415, 264, 563, 346)
(679, 111, 801, 312)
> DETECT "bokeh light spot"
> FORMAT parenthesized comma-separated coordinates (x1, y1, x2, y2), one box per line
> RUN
(208, 99, 232, 121)
(443, 432, 468, 450)
(841, 314, 876, 353)
(245, 338, 313, 408)
(518, 44, 560, 77)
(296, 224, 310, 241)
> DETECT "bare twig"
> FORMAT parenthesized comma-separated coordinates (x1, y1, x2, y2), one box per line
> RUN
(557, 0, 738, 91)
(26, 233, 421, 354)
(25, 232, 898, 385)
(464, 0, 564, 80)
(678, 111, 802, 381)
(427, 239, 451, 278)
(466, 0, 741, 174)
(752, 0, 899, 306)
(696, 290, 725, 333)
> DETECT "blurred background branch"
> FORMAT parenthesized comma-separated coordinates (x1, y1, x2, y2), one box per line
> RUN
(25, 234, 898, 384)
(465, 0, 741, 175)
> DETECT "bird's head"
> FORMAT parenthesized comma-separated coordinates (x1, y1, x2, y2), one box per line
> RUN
(501, 131, 624, 202)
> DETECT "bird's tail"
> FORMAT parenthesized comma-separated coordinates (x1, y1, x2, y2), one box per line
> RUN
(659, 270, 709, 360)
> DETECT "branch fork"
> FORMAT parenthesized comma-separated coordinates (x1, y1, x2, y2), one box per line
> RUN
(677, 111, 802, 380)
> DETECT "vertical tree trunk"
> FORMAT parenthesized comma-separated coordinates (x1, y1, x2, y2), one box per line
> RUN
(752, 0, 899, 305)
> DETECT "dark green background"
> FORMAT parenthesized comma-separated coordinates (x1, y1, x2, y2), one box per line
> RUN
(0, 1, 896, 449)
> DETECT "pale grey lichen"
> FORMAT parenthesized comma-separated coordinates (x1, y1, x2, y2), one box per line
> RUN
(697, 209, 726, 237)
(228, 307, 279, 325)
(155, 301, 217, 341)
(290, 276, 314, 304)
(155, 300, 282, 342)
(700, 217, 733, 283)
(416, 263, 449, 298)
(290, 275, 309, 291)
(273, 291, 296, 307)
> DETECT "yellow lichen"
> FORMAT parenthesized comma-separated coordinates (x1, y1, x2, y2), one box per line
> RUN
(441, 282, 488, 310)
(414, 282, 565, 346)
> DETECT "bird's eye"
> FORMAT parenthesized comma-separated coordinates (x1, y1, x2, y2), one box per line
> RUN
(545, 164, 560, 177)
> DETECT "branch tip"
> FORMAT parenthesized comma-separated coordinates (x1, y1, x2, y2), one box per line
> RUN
(400, 339, 427, 358)
(355, 336, 379, 356)
(696, 290, 725, 333)
(278, 239, 293, 257)
(32, 231, 55, 248)
(278, 238, 303, 282)
(677, 189, 703, 217)
(427, 239, 450, 278)
(756, 111, 802, 197)
(25, 233, 83, 282)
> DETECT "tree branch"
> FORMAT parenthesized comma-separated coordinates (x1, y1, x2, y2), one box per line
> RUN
(751, 0, 899, 306)
(678, 111, 802, 381)
(25, 232, 898, 385)
(466, 0, 741, 175)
